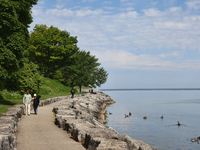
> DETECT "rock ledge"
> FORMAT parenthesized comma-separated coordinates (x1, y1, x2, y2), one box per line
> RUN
(53, 92, 158, 150)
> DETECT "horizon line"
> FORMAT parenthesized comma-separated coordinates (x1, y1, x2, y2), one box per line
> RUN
(99, 88, 200, 91)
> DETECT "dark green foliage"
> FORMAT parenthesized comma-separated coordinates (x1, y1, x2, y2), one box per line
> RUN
(6, 62, 42, 94)
(28, 24, 79, 78)
(61, 50, 108, 91)
(0, 0, 38, 90)
(53, 70, 64, 83)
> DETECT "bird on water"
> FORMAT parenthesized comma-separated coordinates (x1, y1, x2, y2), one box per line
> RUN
(143, 116, 147, 119)
(125, 114, 129, 118)
(177, 121, 181, 126)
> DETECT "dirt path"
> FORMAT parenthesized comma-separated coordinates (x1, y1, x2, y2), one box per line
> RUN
(16, 99, 85, 150)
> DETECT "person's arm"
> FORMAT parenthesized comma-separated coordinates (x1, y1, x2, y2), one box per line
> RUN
(28, 95, 32, 104)
(23, 95, 25, 104)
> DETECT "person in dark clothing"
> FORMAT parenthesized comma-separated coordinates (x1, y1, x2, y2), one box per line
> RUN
(71, 88, 75, 98)
(32, 94, 41, 115)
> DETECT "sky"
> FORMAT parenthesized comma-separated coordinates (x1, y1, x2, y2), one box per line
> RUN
(29, 0, 200, 89)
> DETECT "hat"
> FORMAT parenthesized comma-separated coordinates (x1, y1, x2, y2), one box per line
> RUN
(34, 94, 37, 97)
(26, 90, 29, 93)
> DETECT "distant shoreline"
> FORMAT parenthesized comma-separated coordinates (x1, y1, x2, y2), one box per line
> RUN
(100, 88, 200, 91)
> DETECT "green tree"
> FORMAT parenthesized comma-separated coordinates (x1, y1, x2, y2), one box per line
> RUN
(6, 62, 42, 94)
(61, 50, 108, 91)
(0, 0, 38, 90)
(28, 24, 79, 78)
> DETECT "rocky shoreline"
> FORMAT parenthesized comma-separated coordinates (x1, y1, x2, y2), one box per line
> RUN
(53, 92, 158, 150)
(0, 91, 157, 150)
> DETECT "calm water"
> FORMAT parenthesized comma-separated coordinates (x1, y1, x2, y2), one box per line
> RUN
(101, 89, 200, 150)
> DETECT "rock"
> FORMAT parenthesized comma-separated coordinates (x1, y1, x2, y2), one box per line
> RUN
(53, 92, 158, 150)
(0, 134, 16, 150)
(0, 94, 84, 150)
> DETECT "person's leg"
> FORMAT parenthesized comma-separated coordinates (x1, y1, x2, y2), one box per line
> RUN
(25, 103, 28, 115)
(35, 107, 38, 114)
(28, 103, 30, 115)
(33, 106, 36, 114)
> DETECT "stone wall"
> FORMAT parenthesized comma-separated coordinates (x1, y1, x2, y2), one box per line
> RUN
(53, 92, 158, 150)
(76, 89, 99, 93)
(0, 94, 83, 150)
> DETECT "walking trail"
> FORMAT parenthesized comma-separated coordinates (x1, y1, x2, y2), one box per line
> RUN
(16, 98, 85, 150)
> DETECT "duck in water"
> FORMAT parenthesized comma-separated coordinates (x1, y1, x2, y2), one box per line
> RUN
(125, 114, 129, 118)
(160, 115, 163, 119)
(177, 121, 181, 126)
(191, 138, 199, 144)
(143, 116, 147, 119)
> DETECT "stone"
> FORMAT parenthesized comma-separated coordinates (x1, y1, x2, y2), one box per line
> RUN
(53, 92, 158, 150)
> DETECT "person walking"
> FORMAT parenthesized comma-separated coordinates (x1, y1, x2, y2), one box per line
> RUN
(32, 94, 41, 115)
(23, 90, 32, 116)
(71, 87, 75, 98)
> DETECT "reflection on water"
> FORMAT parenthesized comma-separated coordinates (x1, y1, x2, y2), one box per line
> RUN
(102, 90, 200, 150)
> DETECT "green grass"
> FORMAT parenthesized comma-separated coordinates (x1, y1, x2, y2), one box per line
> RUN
(0, 77, 86, 116)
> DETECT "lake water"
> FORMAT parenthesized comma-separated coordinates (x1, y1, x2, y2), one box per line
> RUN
(100, 89, 200, 150)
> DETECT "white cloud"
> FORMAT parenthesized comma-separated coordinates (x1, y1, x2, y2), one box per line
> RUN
(55, 4, 65, 9)
(103, 1, 112, 4)
(104, 7, 116, 10)
(153, 22, 190, 29)
(76, 9, 104, 16)
(186, 0, 200, 10)
(143, 8, 164, 17)
(120, 11, 138, 18)
(168, 6, 182, 13)
(92, 50, 198, 71)
(45, 9, 74, 17)
(125, 7, 135, 11)
(159, 51, 180, 58)
(30, 0, 200, 71)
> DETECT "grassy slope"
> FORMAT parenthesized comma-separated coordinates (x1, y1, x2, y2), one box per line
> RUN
(0, 77, 85, 115)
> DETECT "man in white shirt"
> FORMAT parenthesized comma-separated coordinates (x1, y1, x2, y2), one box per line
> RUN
(23, 90, 32, 116)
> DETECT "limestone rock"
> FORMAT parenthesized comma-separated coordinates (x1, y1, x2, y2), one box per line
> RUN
(53, 92, 158, 150)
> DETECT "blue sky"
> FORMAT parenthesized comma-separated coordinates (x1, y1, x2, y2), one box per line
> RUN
(30, 0, 200, 89)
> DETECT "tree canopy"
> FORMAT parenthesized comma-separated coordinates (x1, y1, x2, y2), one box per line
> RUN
(0, 1, 108, 93)
(0, 0, 38, 90)
(28, 25, 108, 91)
(28, 24, 79, 78)
(60, 50, 108, 91)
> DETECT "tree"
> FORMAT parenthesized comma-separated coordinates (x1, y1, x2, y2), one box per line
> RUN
(28, 24, 79, 78)
(61, 50, 108, 92)
(0, 0, 38, 90)
(6, 62, 42, 94)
